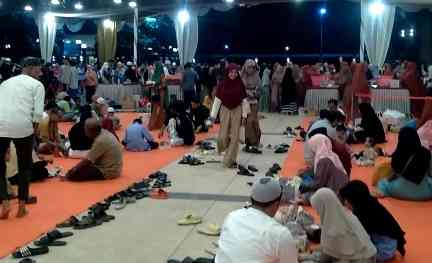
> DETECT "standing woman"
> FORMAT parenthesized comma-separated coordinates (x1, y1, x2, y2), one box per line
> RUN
(148, 62, 166, 131)
(241, 59, 262, 151)
(211, 63, 249, 168)
(259, 64, 271, 112)
(401, 62, 426, 118)
(271, 63, 285, 112)
(311, 188, 377, 263)
(280, 66, 298, 114)
(343, 63, 370, 121)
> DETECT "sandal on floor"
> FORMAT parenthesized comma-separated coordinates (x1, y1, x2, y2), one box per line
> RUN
(73, 216, 102, 230)
(19, 259, 36, 263)
(197, 223, 221, 236)
(56, 216, 79, 228)
(237, 170, 254, 177)
(113, 197, 127, 210)
(12, 246, 49, 258)
(247, 165, 258, 172)
(177, 214, 203, 226)
(47, 229, 73, 240)
(34, 237, 66, 247)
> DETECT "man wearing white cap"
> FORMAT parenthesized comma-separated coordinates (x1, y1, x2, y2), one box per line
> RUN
(216, 177, 298, 263)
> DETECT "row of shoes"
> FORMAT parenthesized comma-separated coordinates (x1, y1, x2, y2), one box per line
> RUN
(179, 155, 205, 166)
(12, 229, 74, 261)
(237, 164, 258, 177)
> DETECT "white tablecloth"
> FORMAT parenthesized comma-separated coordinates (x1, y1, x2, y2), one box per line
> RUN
(370, 88, 410, 114)
(305, 88, 339, 113)
(96, 84, 144, 103)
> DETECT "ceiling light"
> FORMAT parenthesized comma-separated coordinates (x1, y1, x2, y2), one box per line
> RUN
(224, 44, 229, 49)
(51, 0, 60, 5)
(225, 0, 234, 3)
(75, 39, 82, 45)
(113, 0, 122, 4)
(369, 1, 385, 16)
(177, 9, 190, 24)
(173, 48, 178, 53)
(128, 1, 137, 8)
(285, 46, 290, 51)
(74, 2, 83, 10)
(400, 29, 406, 38)
(81, 44, 87, 49)
(24, 4, 33, 11)
(319, 8, 327, 16)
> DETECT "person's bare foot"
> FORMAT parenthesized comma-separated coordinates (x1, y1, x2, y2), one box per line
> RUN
(0, 201, 11, 219)
(16, 201, 27, 218)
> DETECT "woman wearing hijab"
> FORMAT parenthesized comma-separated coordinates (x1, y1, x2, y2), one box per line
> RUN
(280, 67, 298, 114)
(343, 63, 370, 121)
(311, 188, 377, 263)
(299, 134, 349, 203)
(401, 62, 426, 118)
(354, 102, 386, 144)
(241, 60, 262, 151)
(149, 62, 167, 130)
(211, 63, 249, 168)
(376, 127, 432, 201)
(340, 180, 406, 262)
(270, 63, 285, 112)
(259, 64, 271, 112)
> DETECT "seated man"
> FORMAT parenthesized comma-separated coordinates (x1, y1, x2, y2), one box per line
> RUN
(107, 107, 121, 130)
(190, 96, 210, 133)
(123, 117, 159, 152)
(216, 177, 298, 263)
(65, 118, 123, 181)
(37, 102, 68, 157)
(68, 105, 94, 159)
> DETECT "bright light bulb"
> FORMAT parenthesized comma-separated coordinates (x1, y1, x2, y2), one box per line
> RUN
(178, 9, 190, 24)
(319, 8, 326, 15)
(169, 45, 173, 50)
(51, 0, 60, 5)
(173, 48, 178, 53)
(128, 1, 137, 8)
(147, 47, 153, 51)
(224, 44, 229, 49)
(75, 39, 82, 45)
(369, 1, 385, 16)
(193, 58, 196, 63)
(254, 58, 259, 64)
(400, 30, 406, 38)
(24, 5, 33, 11)
(113, 0, 122, 4)
(74, 2, 83, 10)
(103, 19, 115, 29)
(81, 44, 87, 49)
(285, 46, 290, 51)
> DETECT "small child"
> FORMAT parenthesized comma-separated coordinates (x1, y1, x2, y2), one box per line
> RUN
(353, 137, 384, 166)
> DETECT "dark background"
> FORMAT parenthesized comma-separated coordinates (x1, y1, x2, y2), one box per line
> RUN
(0, 1, 429, 65)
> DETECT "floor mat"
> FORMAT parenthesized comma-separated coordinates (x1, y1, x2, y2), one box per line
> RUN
(0, 113, 218, 259)
(281, 118, 432, 263)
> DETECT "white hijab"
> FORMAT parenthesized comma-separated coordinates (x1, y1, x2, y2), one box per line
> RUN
(311, 188, 377, 260)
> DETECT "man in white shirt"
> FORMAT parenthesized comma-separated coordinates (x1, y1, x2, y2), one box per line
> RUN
(0, 57, 45, 219)
(216, 177, 298, 263)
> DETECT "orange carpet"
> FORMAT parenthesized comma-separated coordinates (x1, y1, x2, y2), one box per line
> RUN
(0, 113, 218, 259)
(281, 119, 432, 263)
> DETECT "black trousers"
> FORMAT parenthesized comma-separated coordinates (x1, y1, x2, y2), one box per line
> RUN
(66, 163, 105, 182)
(183, 90, 196, 111)
(0, 135, 33, 201)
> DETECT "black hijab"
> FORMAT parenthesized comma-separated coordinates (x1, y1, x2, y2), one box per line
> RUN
(340, 180, 406, 255)
(392, 127, 431, 184)
(359, 102, 386, 143)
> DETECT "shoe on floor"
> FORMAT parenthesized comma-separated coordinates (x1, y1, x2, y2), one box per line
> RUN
(177, 214, 203, 225)
(12, 246, 49, 259)
(247, 165, 258, 172)
(197, 223, 221, 236)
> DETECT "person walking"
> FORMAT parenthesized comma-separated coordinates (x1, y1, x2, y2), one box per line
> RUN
(0, 57, 45, 218)
(211, 63, 249, 168)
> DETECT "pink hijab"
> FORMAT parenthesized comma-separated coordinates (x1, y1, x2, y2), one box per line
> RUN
(308, 134, 347, 175)
(418, 120, 432, 150)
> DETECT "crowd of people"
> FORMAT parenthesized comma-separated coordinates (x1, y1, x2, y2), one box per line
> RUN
(1, 53, 432, 263)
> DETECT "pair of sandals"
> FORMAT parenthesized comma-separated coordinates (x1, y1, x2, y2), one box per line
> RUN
(179, 155, 205, 166)
(237, 165, 258, 177)
(13, 230, 73, 259)
(274, 144, 289, 154)
(243, 146, 262, 154)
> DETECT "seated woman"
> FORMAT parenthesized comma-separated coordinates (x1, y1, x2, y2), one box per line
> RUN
(37, 102, 68, 157)
(340, 180, 406, 262)
(299, 134, 349, 203)
(354, 102, 386, 144)
(376, 127, 432, 201)
(56, 92, 77, 122)
(68, 106, 94, 159)
(123, 117, 159, 152)
(311, 188, 377, 263)
(190, 96, 210, 133)
(161, 100, 195, 146)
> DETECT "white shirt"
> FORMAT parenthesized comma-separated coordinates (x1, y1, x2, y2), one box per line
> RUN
(0, 74, 45, 138)
(216, 208, 298, 263)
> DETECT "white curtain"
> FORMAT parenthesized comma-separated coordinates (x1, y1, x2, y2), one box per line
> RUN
(174, 15, 199, 66)
(133, 8, 138, 65)
(37, 15, 57, 63)
(58, 20, 86, 32)
(360, 0, 396, 67)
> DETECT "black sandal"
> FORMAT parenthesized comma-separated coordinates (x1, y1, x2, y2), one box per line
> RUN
(73, 216, 102, 230)
(12, 246, 49, 258)
(247, 165, 258, 172)
(56, 216, 79, 228)
(34, 236, 66, 247)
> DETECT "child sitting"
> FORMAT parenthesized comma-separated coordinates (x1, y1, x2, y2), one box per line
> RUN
(161, 100, 195, 146)
(353, 137, 384, 166)
(190, 96, 210, 133)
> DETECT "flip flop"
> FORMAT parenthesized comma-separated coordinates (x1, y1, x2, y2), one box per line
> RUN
(177, 214, 202, 225)
(73, 216, 102, 230)
(46, 229, 73, 240)
(19, 259, 36, 263)
(197, 223, 221, 236)
(56, 216, 79, 228)
(34, 236, 66, 247)
(247, 165, 258, 172)
(12, 246, 49, 259)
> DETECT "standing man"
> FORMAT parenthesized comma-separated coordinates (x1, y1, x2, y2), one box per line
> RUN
(60, 58, 72, 91)
(181, 63, 199, 110)
(84, 65, 98, 104)
(0, 57, 45, 218)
